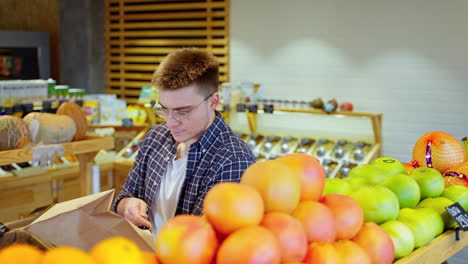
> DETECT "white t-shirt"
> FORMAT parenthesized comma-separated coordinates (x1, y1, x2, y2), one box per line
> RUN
(151, 155, 188, 237)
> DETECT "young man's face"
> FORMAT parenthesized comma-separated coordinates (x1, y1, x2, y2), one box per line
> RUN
(158, 84, 218, 144)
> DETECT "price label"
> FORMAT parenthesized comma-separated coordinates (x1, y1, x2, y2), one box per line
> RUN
(236, 104, 247, 112)
(445, 202, 468, 231)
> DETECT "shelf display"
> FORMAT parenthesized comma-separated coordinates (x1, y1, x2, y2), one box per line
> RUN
(0, 137, 114, 223)
(1, 98, 465, 264)
(229, 107, 382, 179)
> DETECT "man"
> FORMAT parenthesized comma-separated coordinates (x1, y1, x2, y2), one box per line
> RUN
(113, 48, 256, 235)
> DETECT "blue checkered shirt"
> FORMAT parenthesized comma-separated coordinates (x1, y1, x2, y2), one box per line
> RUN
(113, 113, 255, 216)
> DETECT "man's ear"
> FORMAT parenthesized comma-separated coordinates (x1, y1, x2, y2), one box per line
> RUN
(209, 92, 220, 110)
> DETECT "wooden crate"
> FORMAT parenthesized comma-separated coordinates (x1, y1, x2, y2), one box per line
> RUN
(53, 162, 115, 203)
(396, 229, 467, 264)
(0, 175, 53, 223)
(0, 137, 114, 223)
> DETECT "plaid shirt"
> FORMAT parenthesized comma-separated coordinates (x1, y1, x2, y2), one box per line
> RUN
(113, 113, 255, 216)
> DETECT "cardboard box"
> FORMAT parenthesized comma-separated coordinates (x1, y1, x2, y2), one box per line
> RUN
(18, 189, 154, 252)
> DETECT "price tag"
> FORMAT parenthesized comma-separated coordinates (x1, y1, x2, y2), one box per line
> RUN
(248, 104, 258, 113)
(122, 118, 133, 127)
(264, 104, 274, 113)
(236, 104, 247, 112)
(445, 202, 468, 231)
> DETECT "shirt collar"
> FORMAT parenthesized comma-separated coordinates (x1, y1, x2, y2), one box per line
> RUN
(191, 112, 225, 152)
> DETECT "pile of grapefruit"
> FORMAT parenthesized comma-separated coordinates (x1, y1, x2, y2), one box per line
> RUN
(155, 153, 394, 264)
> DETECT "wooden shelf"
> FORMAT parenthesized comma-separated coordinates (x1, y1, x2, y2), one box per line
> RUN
(0, 136, 114, 198)
(88, 124, 149, 131)
(0, 161, 115, 223)
(0, 136, 114, 166)
(395, 229, 467, 264)
(275, 107, 382, 118)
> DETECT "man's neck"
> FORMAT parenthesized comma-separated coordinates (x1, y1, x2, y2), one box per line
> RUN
(176, 112, 217, 159)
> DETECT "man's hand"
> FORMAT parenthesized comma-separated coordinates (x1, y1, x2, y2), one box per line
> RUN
(116, 197, 152, 228)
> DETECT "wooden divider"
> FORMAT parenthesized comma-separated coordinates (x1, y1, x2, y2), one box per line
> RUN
(104, 0, 230, 103)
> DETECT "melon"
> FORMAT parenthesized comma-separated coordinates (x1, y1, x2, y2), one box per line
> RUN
(0, 115, 31, 150)
(23, 113, 77, 144)
(56, 101, 88, 141)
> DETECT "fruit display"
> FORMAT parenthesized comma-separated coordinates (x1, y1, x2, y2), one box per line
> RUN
(230, 107, 381, 182)
(239, 132, 377, 179)
(0, 132, 466, 263)
(0, 102, 104, 176)
(154, 153, 398, 264)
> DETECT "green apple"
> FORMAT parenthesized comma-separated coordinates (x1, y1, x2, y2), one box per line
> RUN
(371, 157, 407, 176)
(398, 207, 443, 248)
(348, 164, 389, 185)
(442, 185, 468, 211)
(379, 174, 420, 208)
(323, 178, 352, 195)
(349, 186, 400, 224)
(381, 220, 415, 259)
(409, 167, 445, 199)
(417, 197, 457, 229)
(343, 176, 369, 191)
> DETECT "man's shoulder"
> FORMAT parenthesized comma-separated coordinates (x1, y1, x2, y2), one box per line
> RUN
(216, 128, 255, 162)
(142, 123, 172, 147)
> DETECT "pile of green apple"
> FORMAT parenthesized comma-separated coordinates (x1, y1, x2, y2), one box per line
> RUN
(324, 157, 468, 259)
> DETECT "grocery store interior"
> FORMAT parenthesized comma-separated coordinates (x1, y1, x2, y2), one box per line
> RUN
(0, 0, 466, 263)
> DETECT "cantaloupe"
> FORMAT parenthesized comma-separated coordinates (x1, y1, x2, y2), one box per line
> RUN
(0, 115, 31, 150)
(56, 101, 88, 141)
(23, 113, 77, 144)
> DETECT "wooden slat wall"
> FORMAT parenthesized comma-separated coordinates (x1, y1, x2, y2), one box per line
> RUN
(104, 0, 230, 104)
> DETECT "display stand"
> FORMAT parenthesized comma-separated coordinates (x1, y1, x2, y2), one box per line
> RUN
(0, 136, 114, 196)
(396, 229, 467, 264)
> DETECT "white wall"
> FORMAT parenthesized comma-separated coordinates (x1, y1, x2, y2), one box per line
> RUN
(231, 0, 468, 162)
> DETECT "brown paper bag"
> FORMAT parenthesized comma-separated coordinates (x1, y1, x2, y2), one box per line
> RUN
(24, 189, 154, 252)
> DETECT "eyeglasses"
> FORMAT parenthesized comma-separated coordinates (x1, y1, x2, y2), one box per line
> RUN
(153, 93, 214, 122)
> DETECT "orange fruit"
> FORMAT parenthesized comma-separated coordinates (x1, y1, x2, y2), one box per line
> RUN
(241, 160, 301, 213)
(203, 182, 264, 235)
(277, 153, 326, 201)
(333, 240, 371, 264)
(403, 162, 416, 174)
(216, 226, 281, 264)
(321, 194, 364, 240)
(352, 222, 395, 264)
(90, 237, 144, 264)
(444, 176, 468, 187)
(304, 242, 342, 264)
(292, 201, 336, 243)
(42, 247, 96, 264)
(444, 161, 468, 187)
(261, 212, 308, 263)
(0, 244, 43, 264)
(413, 131, 465, 173)
(155, 215, 218, 264)
(142, 252, 159, 264)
